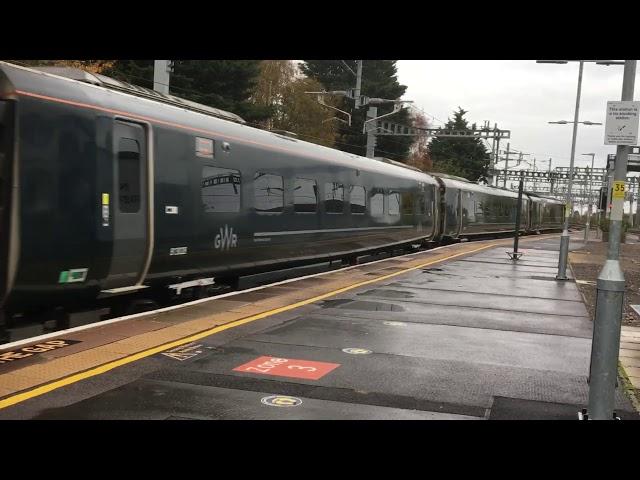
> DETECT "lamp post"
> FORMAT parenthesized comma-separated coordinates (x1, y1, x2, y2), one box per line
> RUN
(547, 117, 602, 278)
(537, 60, 624, 280)
(588, 60, 637, 420)
(581, 153, 596, 242)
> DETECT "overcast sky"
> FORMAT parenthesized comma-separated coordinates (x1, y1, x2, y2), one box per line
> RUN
(396, 60, 638, 173)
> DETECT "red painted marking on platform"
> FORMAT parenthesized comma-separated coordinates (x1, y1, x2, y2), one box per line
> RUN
(233, 356, 340, 380)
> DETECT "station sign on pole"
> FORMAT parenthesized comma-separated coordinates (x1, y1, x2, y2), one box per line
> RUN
(604, 101, 640, 146)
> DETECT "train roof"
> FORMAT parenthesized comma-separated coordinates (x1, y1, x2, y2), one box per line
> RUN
(524, 192, 565, 204)
(434, 173, 565, 204)
(0, 61, 439, 186)
(436, 175, 522, 199)
(428, 172, 470, 182)
(26, 66, 248, 125)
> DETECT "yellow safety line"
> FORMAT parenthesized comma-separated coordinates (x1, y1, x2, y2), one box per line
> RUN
(0, 241, 500, 410)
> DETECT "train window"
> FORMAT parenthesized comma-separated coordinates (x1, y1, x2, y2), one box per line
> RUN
(416, 192, 426, 215)
(118, 138, 141, 213)
(195, 137, 214, 159)
(254, 173, 284, 213)
(424, 186, 435, 216)
(350, 185, 366, 214)
(325, 182, 344, 214)
(370, 189, 384, 216)
(201, 165, 241, 213)
(294, 178, 318, 213)
(388, 191, 401, 215)
(401, 192, 414, 215)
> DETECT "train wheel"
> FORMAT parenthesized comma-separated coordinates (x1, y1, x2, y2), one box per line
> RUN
(0, 310, 9, 344)
(216, 277, 240, 290)
(42, 307, 70, 333)
(342, 257, 357, 266)
(110, 297, 159, 318)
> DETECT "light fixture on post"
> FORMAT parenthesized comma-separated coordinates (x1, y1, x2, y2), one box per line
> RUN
(536, 59, 623, 281)
(547, 116, 601, 276)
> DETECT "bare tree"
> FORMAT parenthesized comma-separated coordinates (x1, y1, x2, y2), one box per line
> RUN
(252, 60, 338, 147)
(406, 112, 432, 171)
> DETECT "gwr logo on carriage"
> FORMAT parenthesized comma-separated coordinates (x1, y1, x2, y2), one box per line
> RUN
(214, 225, 238, 250)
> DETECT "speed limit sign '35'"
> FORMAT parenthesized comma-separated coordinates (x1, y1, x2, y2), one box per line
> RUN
(612, 181, 626, 199)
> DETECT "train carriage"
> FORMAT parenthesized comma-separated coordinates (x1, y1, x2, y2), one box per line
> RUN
(435, 175, 531, 238)
(0, 62, 443, 321)
(527, 193, 565, 232)
(0, 61, 563, 332)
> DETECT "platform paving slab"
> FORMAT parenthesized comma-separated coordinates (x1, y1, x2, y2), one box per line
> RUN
(314, 305, 593, 338)
(33, 379, 481, 420)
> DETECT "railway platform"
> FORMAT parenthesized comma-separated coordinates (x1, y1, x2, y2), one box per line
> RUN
(0, 233, 638, 420)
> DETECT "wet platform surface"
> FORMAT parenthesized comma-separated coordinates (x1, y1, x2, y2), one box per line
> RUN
(1, 235, 638, 420)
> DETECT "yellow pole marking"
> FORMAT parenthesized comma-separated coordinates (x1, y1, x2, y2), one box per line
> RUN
(0, 240, 510, 410)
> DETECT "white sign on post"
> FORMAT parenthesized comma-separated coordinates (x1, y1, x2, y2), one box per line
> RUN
(605, 101, 640, 145)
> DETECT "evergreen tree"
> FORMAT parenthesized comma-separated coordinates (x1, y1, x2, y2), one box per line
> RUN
(101, 60, 271, 122)
(428, 107, 491, 182)
(300, 60, 414, 160)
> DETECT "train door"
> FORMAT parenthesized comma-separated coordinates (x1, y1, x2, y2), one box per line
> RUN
(455, 189, 463, 236)
(0, 100, 15, 306)
(103, 121, 150, 291)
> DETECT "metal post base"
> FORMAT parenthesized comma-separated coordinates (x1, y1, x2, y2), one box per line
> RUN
(556, 230, 570, 280)
(506, 251, 524, 261)
(578, 409, 620, 420)
(587, 259, 625, 420)
(584, 222, 590, 243)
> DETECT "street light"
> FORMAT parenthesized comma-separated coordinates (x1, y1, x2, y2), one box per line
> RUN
(549, 120, 603, 125)
(537, 60, 625, 65)
(549, 124, 600, 235)
(537, 59, 623, 280)
(581, 153, 596, 242)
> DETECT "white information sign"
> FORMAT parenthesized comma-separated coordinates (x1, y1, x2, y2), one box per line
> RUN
(605, 101, 640, 145)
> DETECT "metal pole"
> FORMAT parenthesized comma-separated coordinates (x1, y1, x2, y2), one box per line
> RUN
(494, 137, 501, 186)
(628, 181, 632, 227)
(557, 60, 584, 280)
(588, 59, 637, 420)
(607, 169, 614, 219)
(635, 177, 640, 227)
(503, 143, 511, 188)
(585, 154, 595, 243)
(354, 60, 363, 108)
(365, 106, 378, 158)
(514, 173, 524, 253)
(153, 60, 171, 95)
(491, 135, 497, 185)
